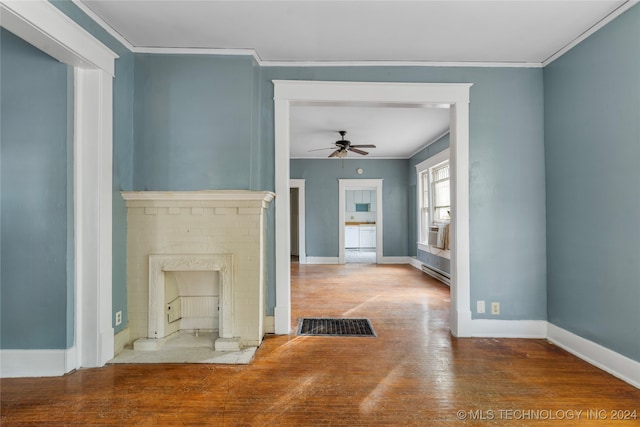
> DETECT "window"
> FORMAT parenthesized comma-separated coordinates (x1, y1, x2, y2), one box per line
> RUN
(431, 162, 451, 222)
(416, 149, 451, 252)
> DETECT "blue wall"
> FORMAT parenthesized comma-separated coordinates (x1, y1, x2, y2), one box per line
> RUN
(262, 66, 546, 321)
(544, 5, 640, 361)
(23, 1, 640, 355)
(133, 54, 261, 191)
(290, 159, 409, 257)
(1, 29, 71, 349)
(52, 0, 135, 334)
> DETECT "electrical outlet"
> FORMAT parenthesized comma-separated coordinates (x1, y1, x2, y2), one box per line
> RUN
(491, 302, 500, 315)
(477, 300, 485, 314)
(115, 311, 122, 326)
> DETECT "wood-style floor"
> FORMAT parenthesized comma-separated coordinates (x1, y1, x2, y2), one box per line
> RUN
(2, 264, 639, 426)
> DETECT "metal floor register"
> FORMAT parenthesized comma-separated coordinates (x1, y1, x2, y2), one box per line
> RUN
(297, 318, 376, 337)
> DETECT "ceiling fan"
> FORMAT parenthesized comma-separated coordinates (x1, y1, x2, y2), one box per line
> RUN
(310, 131, 376, 158)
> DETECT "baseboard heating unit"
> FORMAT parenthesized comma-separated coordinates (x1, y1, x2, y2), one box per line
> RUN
(421, 264, 450, 286)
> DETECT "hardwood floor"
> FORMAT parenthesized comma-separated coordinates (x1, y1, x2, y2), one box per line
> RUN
(2, 264, 639, 426)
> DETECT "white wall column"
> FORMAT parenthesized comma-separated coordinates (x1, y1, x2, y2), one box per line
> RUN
(75, 69, 114, 367)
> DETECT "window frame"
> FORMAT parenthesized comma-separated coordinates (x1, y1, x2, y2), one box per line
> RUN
(415, 148, 451, 257)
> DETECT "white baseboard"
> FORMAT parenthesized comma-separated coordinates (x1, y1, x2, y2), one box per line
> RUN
(547, 323, 640, 389)
(471, 319, 548, 338)
(306, 257, 339, 264)
(1, 348, 76, 378)
(408, 257, 422, 270)
(379, 256, 411, 264)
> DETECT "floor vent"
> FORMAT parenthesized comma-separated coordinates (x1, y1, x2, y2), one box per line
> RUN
(297, 318, 376, 337)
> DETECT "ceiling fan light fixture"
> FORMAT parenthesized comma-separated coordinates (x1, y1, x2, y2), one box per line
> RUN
(337, 149, 348, 158)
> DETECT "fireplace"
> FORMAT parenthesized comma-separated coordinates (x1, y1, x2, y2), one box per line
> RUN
(121, 190, 275, 352)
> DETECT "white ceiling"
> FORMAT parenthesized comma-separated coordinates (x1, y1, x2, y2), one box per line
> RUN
(290, 104, 450, 159)
(78, 0, 633, 159)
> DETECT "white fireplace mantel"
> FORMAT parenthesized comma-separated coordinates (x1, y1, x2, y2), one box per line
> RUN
(122, 190, 275, 205)
(122, 190, 275, 351)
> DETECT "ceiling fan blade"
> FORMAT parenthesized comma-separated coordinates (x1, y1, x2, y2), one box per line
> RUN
(328, 149, 340, 158)
(308, 147, 335, 152)
(348, 147, 369, 155)
(350, 144, 376, 148)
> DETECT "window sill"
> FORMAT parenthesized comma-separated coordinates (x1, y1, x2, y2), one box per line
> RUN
(417, 243, 451, 260)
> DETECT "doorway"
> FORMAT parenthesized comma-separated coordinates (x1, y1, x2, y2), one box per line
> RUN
(289, 179, 306, 264)
(274, 80, 472, 337)
(338, 179, 383, 264)
(344, 187, 376, 264)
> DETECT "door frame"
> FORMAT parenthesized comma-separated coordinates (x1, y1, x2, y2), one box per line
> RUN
(289, 179, 306, 264)
(338, 179, 383, 264)
(274, 80, 472, 337)
(1, 1, 117, 374)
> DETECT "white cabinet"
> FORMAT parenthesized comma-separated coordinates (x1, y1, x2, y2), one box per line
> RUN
(347, 190, 377, 212)
(346, 191, 354, 212)
(345, 225, 376, 249)
(345, 226, 360, 248)
(359, 226, 376, 248)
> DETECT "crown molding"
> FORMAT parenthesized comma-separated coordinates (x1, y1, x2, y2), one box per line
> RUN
(408, 129, 451, 159)
(543, 0, 638, 67)
(261, 60, 543, 68)
(133, 47, 262, 63)
(74, 0, 637, 69)
(72, 0, 134, 51)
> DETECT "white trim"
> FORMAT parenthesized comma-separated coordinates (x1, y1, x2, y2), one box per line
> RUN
(0, 348, 77, 378)
(416, 149, 451, 256)
(407, 130, 451, 159)
(415, 148, 451, 174)
(68, 0, 637, 69)
(338, 179, 383, 265)
(71, 0, 134, 51)
(548, 323, 640, 389)
(418, 243, 451, 261)
(471, 320, 548, 338)
(0, 0, 118, 76)
(306, 257, 339, 265)
(75, 68, 114, 368)
(542, 0, 639, 66)
(1, 0, 116, 374)
(289, 180, 307, 264)
(121, 190, 275, 203)
(132, 46, 263, 62)
(379, 256, 411, 264)
(408, 257, 423, 270)
(262, 60, 542, 68)
(274, 80, 472, 337)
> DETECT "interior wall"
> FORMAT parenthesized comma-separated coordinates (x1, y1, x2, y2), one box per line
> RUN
(51, 0, 135, 335)
(290, 159, 409, 258)
(264, 66, 546, 321)
(0, 29, 71, 349)
(29, 1, 636, 364)
(133, 54, 259, 191)
(544, 4, 640, 362)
